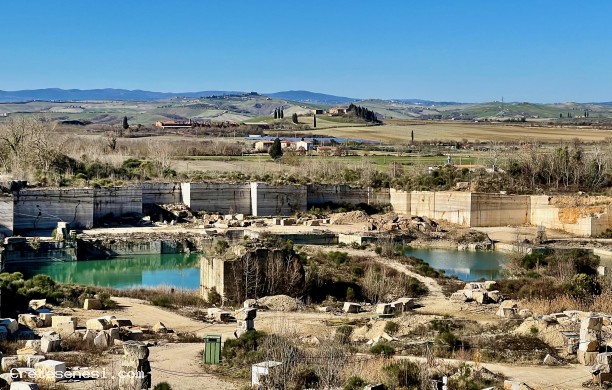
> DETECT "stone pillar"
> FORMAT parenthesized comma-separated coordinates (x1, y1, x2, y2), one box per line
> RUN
(578, 316, 602, 366)
(119, 341, 151, 389)
(234, 308, 257, 338)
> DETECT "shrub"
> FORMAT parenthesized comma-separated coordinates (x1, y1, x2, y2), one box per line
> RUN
(382, 361, 420, 388)
(153, 383, 172, 390)
(344, 376, 366, 390)
(384, 321, 400, 335)
(370, 342, 395, 357)
(335, 325, 354, 344)
(346, 287, 355, 301)
(151, 296, 172, 308)
(327, 251, 348, 266)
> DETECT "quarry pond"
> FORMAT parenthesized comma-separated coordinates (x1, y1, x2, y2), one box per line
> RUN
(7, 253, 201, 290)
(404, 247, 509, 280)
(6, 248, 511, 290)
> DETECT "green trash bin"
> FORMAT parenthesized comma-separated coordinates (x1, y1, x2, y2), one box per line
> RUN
(203, 335, 222, 364)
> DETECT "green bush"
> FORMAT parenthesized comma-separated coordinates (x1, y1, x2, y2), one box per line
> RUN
(327, 251, 348, 266)
(382, 361, 420, 388)
(346, 287, 355, 301)
(335, 325, 354, 344)
(153, 383, 172, 390)
(222, 331, 267, 365)
(370, 342, 395, 357)
(151, 296, 172, 308)
(344, 376, 366, 390)
(384, 321, 400, 335)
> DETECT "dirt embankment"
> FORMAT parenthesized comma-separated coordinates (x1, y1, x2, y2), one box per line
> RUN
(552, 195, 612, 224)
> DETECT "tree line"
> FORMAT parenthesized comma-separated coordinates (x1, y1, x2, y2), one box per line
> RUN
(347, 104, 381, 123)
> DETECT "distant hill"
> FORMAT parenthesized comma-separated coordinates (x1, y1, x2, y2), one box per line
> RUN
(265, 90, 358, 104)
(392, 99, 463, 106)
(0, 88, 244, 102)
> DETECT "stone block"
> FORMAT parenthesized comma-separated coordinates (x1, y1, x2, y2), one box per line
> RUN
(38, 313, 54, 327)
(235, 308, 257, 321)
(342, 302, 361, 313)
(54, 321, 75, 337)
(518, 309, 533, 319)
(123, 341, 149, 360)
(582, 316, 603, 331)
(26, 355, 45, 368)
(580, 328, 600, 342)
(472, 290, 488, 304)
(24, 340, 41, 352)
(51, 316, 76, 329)
(0, 319, 18, 334)
(83, 298, 103, 310)
(40, 332, 61, 353)
(1, 356, 18, 371)
(86, 318, 112, 331)
(503, 380, 534, 390)
(9, 381, 39, 389)
(93, 331, 110, 349)
(28, 299, 46, 311)
(579, 340, 599, 352)
(596, 352, 612, 365)
(111, 318, 133, 328)
(375, 304, 394, 315)
(543, 354, 560, 365)
(213, 311, 232, 322)
(577, 350, 599, 365)
(83, 329, 96, 344)
(127, 329, 144, 340)
(317, 306, 332, 312)
(487, 290, 502, 303)
(105, 328, 120, 342)
(34, 360, 66, 383)
(450, 292, 468, 302)
(152, 322, 168, 333)
(17, 347, 38, 362)
(18, 314, 42, 329)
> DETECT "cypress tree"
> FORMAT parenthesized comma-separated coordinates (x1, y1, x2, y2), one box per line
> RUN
(292, 113, 298, 124)
(269, 137, 283, 160)
(122, 116, 129, 130)
(280, 108, 284, 119)
(313, 114, 317, 128)
(274, 109, 278, 119)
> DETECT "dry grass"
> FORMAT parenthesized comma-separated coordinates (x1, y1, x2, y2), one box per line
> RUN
(308, 121, 612, 143)
(521, 290, 612, 315)
(102, 286, 209, 309)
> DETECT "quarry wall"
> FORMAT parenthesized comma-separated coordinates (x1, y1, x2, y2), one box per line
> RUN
(93, 186, 143, 222)
(181, 182, 251, 214)
(251, 183, 307, 216)
(389, 189, 410, 214)
(13, 188, 95, 231)
(410, 191, 472, 226)
(470, 193, 530, 227)
(142, 182, 182, 205)
(0, 196, 13, 236)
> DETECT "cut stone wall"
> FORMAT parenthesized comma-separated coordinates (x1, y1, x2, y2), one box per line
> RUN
(470, 193, 530, 227)
(0, 195, 13, 237)
(93, 186, 143, 222)
(530, 195, 612, 236)
(411, 191, 472, 226)
(142, 182, 182, 205)
(251, 183, 307, 216)
(13, 188, 95, 231)
(181, 183, 251, 214)
(306, 184, 369, 207)
(389, 189, 410, 214)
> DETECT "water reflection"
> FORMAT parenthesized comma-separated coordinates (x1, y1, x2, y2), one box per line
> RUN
(404, 248, 509, 281)
(5, 253, 201, 289)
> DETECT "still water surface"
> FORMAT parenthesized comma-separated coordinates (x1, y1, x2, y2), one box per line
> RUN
(5, 253, 201, 289)
(5, 248, 509, 289)
(404, 248, 509, 281)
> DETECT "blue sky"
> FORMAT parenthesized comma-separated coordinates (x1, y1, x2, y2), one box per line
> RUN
(1, 0, 611, 102)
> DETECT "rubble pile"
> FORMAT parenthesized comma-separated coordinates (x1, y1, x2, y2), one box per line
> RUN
(257, 295, 302, 312)
(452, 281, 503, 305)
